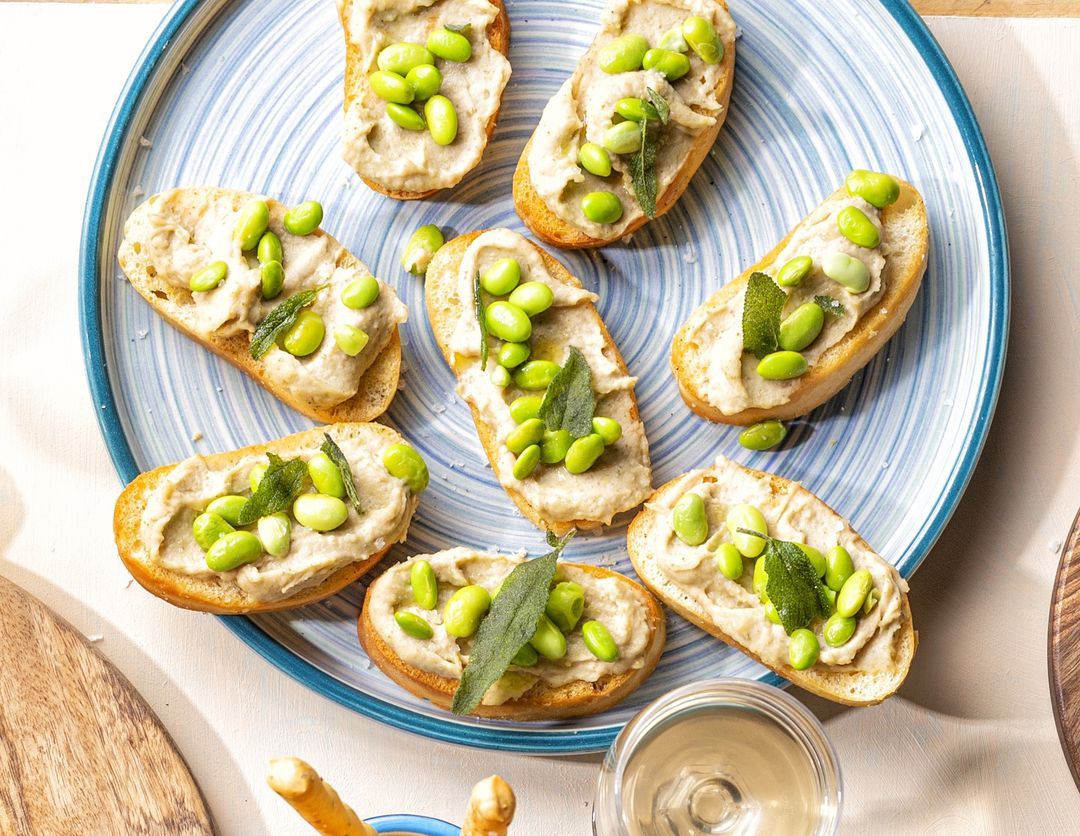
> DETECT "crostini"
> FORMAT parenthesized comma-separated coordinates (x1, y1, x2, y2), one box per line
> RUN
(118, 187, 407, 423)
(671, 172, 929, 424)
(339, 0, 512, 199)
(114, 424, 427, 614)
(628, 455, 916, 706)
(359, 548, 666, 719)
(425, 228, 654, 534)
(513, 0, 736, 248)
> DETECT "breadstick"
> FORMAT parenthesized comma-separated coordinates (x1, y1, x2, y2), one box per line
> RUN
(267, 757, 375, 836)
(462, 775, 516, 836)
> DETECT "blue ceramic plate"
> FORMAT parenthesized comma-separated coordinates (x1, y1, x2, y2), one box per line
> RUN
(81, 0, 1007, 753)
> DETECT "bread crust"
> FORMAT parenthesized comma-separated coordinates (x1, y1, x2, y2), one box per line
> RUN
(512, 0, 735, 249)
(627, 461, 917, 706)
(339, 0, 511, 200)
(358, 561, 666, 719)
(117, 188, 402, 424)
(670, 181, 929, 424)
(113, 423, 413, 614)
(424, 230, 651, 535)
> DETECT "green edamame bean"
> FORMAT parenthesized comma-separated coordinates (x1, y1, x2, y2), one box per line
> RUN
(642, 48, 691, 81)
(578, 142, 613, 177)
(189, 261, 228, 293)
(206, 495, 247, 526)
(505, 418, 545, 454)
(443, 585, 491, 638)
(260, 260, 284, 300)
(401, 224, 444, 275)
(249, 462, 267, 493)
(512, 444, 541, 480)
(485, 301, 532, 343)
(863, 588, 880, 615)
(824, 545, 854, 592)
(292, 494, 349, 532)
(756, 350, 808, 380)
(205, 530, 263, 572)
(308, 451, 346, 498)
(192, 512, 234, 552)
(779, 303, 825, 352)
(582, 620, 619, 662)
(753, 554, 769, 600)
(565, 433, 605, 475)
(377, 42, 435, 76)
(672, 493, 709, 546)
(282, 310, 325, 357)
(395, 610, 434, 640)
(406, 64, 442, 101)
(581, 192, 623, 225)
(715, 542, 744, 580)
(776, 255, 813, 288)
(333, 325, 370, 357)
(235, 200, 269, 251)
(546, 581, 585, 633)
(603, 121, 643, 155)
(836, 206, 881, 249)
(424, 95, 458, 146)
(508, 281, 554, 317)
(598, 33, 650, 74)
(481, 258, 521, 296)
(257, 230, 283, 265)
(738, 420, 787, 451)
(764, 600, 782, 625)
(795, 543, 827, 577)
(510, 643, 538, 667)
(509, 395, 543, 424)
(491, 365, 511, 387)
(387, 102, 427, 131)
(845, 169, 900, 209)
(497, 342, 531, 369)
(822, 251, 871, 293)
(682, 15, 723, 64)
(427, 28, 472, 62)
(592, 417, 622, 446)
(342, 275, 380, 309)
(540, 429, 573, 464)
(823, 613, 857, 647)
(529, 614, 567, 660)
(658, 25, 689, 53)
(512, 360, 560, 391)
(369, 70, 414, 104)
(788, 628, 819, 670)
(383, 443, 429, 493)
(836, 568, 873, 617)
(615, 97, 659, 122)
(410, 559, 438, 609)
(257, 512, 291, 557)
(727, 503, 768, 558)
(283, 201, 323, 237)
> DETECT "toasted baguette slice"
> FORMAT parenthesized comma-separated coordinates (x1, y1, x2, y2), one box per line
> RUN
(118, 187, 402, 424)
(339, 0, 511, 200)
(671, 180, 929, 424)
(425, 230, 653, 534)
(359, 556, 666, 719)
(513, 0, 735, 248)
(115, 423, 418, 614)
(628, 458, 917, 706)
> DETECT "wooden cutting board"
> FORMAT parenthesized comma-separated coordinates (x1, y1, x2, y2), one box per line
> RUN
(1049, 508, 1080, 791)
(0, 575, 214, 834)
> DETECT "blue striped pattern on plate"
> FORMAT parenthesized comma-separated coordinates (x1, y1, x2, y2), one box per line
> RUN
(80, 0, 1007, 753)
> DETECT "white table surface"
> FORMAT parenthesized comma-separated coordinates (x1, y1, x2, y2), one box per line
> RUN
(1, 4, 1078, 834)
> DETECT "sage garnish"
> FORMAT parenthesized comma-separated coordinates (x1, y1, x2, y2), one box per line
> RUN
(814, 295, 846, 318)
(646, 87, 670, 125)
(474, 271, 489, 371)
(628, 118, 659, 218)
(321, 434, 362, 514)
(249, 285, 327, 359)
(538, 347, 595, 439)
(741, 272, 786, 358)
(451, 531, 576, 715)
(236, 453, 307, 525)
(740, 529, 832, 635)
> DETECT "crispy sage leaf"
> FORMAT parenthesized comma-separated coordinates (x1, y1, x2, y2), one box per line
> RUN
(236, 453, 307, 525)
(628, 118, 659, 218)
(741, 272, 787, 358)
(538, 347, 595, 439)
(742, 532, 832, 635)
(249, 285, 326, 359)
(814, 295, 846, 318)
(646, 87, 670, 125)
(321, 433, 362, 514)
(474, 271, 489, 371)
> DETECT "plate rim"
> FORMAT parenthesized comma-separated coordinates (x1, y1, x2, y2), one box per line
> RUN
(79, 0, 1010, 754)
